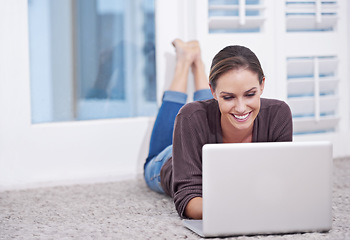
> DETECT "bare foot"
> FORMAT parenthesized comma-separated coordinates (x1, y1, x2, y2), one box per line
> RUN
(179, 41, 209, 91)
(172, 39, 201, 66)
(169, 39, 209, 92)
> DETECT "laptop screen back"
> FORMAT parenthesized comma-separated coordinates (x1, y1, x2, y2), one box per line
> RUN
(202, 141, 332, 237)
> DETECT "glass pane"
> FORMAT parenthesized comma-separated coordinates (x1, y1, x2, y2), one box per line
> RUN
(28, 0, 157, 123)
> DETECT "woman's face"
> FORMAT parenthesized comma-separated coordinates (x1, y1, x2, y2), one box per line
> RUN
(210, 68, 265, 132)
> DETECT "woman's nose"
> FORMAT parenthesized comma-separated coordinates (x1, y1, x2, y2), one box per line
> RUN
(234, 99, 246, 113)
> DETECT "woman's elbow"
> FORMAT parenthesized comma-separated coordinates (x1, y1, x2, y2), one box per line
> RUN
(184, 197, 203, 219)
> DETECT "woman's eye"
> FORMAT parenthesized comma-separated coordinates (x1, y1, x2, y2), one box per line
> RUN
(246, 92, 256, 97)
(223, 96, 233, 100)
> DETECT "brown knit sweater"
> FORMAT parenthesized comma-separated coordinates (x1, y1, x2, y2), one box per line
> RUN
(160, 98, 293, 218)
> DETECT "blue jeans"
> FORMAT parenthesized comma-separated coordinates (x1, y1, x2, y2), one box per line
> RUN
(144, 89, 212, 193)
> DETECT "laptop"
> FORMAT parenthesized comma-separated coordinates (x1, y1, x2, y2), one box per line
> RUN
(183, 141, 333, 237)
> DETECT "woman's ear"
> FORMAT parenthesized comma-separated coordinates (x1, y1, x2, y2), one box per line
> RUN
(260, 77, 265, 95)
(209, 84, 217, 100)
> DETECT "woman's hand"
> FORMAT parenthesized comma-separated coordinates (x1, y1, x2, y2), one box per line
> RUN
(185, 197, 203, 219)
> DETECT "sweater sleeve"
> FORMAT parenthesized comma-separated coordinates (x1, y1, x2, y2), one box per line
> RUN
(270, 101, 293, 142)
(172, 109, 208, 218)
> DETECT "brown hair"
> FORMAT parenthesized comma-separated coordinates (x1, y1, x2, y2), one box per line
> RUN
(209, 45, 265, 90)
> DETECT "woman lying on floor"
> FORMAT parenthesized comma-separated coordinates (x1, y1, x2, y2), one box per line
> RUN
(144, 39, 293, 219)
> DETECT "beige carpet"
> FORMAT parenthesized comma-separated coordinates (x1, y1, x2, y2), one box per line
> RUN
(0, 158, 349, 240)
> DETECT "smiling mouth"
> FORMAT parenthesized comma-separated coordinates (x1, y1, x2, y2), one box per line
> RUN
(232, 112, 251, 121)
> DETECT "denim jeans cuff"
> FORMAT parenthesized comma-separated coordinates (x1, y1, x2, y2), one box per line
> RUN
(193, 89, 213, 101)
(162, 91, 187, 104)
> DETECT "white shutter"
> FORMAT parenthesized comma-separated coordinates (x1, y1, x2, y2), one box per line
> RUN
(286, 0, 338, 32)
(287, 56, 340, 134)
(283, 0, 344, 137)
(208, 0, 265, 33)
(279, 0, 350, 157)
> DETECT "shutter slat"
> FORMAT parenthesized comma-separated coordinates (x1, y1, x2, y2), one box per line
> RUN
(293, 116, 340, 134)
(286, 15, 337, 31)
(288, 96, 338, 116)
(286, 3, 337, 14)
(208, 0, 264, 33)
(287, 58, 314, 77)
(287, 77, 339, 97)
(319, 57, 338, 76)
(209, 5, 265, 10)
(209, 16, 265, 29)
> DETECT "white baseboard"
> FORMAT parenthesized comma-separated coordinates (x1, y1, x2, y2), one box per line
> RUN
(0, 172, 138, 192)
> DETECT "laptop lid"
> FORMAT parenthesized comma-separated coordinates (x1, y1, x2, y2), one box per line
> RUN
(199, 141, 332, 237)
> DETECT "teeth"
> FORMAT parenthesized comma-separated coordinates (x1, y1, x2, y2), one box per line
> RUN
(234, 113, 249, 120)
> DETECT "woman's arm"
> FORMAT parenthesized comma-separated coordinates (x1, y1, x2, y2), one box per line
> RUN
(185, 197, 203, 219)
(273, 101, 293, 142)
(172, 107, 208, 219)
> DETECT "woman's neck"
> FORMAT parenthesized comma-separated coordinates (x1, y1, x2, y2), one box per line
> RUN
(221, 122, 253, 144)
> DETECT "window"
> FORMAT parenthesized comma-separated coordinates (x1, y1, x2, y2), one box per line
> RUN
(28, 0, 157, 123)
(208, 0, 265, 33)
